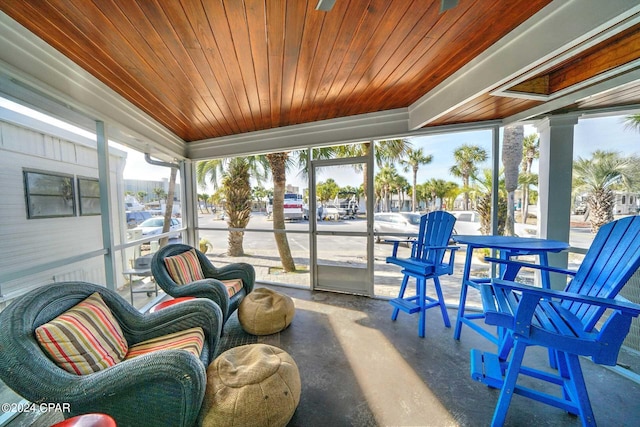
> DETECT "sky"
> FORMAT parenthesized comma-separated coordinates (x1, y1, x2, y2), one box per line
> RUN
(285, 116, 640, 192)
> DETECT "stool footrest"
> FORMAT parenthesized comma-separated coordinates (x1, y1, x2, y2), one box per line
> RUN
(389, 298, 421, 314)
(470, 349, 504, 389)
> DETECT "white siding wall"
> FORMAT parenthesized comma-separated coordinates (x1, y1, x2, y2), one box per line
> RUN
(0, 120, 126, 304)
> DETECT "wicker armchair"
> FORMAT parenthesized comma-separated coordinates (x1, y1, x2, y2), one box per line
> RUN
(151, 244, 255, 324)
(0, 281, 222, 427)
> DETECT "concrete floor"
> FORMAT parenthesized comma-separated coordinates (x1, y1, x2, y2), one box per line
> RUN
(247, 285, 640, 427)
(10, 283, 640, 427)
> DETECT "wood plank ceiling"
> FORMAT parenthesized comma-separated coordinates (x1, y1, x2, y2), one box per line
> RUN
(1, 0, 638, 145)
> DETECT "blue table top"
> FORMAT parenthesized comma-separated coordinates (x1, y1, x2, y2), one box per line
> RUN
(452, 235, 569, 252)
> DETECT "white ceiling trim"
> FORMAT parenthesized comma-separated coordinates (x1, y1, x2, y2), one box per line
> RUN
(503, 68, 640, 124)
(492, 20, 640, 102)
(498, 59, 640, 102)
(407, 0, 640, 130)
(187, 108, 410, 160)
(187, 109, 503, 160)
(0, 12, 186, 160)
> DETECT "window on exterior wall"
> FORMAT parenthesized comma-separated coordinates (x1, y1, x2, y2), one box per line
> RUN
(78, 177, 101, 216)
(23, 170, 75, 218)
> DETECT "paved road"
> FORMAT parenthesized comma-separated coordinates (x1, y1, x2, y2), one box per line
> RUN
(198, 212, 597, 250)
(195, 212, 593, 304)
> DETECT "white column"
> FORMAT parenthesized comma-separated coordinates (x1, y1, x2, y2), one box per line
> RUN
(536, 114, 579, 289)
(96, 120, 116, 290)
(182, 159, 198, 246)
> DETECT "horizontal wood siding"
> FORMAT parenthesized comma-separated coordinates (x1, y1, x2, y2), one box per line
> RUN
(0, 121, 127, 303)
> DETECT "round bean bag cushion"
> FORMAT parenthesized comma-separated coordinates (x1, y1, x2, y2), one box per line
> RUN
(201, 344, 301, 427)
(238, 288, 295, 335)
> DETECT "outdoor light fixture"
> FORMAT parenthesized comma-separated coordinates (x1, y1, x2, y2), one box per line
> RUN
(316, 0, 336, 12)
(440, 0, 459, 13)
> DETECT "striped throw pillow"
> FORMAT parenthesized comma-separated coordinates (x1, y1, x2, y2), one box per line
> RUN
(125, 327, 204, 360)
(221, 279, 243, 297)
(35, 292, 128, 375)
(164, 249, 205, 285)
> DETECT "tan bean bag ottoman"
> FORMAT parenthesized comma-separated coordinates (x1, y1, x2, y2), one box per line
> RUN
(201, 344, 301, 427)
(238, 288, 295, 335)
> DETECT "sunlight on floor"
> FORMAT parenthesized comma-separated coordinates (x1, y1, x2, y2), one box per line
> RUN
(294, 298, 457, 426)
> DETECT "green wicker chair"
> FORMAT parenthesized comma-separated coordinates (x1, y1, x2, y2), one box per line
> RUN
(0, 281, 222, 427)
(151, 244, 255, 325)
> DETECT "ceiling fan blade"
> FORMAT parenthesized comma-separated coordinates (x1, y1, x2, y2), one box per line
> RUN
(316, 0, 337, 12)
(440, 0, 459, 13)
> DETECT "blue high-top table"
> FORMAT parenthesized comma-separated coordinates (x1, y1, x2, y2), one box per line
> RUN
(452, 235, 569, 343)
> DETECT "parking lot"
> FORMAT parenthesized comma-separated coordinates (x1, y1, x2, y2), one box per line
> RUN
(196, 212, 594, 306)
(199, 211, 597, 251)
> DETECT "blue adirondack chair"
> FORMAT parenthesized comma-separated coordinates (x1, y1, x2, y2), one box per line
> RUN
(386, 211, 458, 337)
(470, 215, 640, 426)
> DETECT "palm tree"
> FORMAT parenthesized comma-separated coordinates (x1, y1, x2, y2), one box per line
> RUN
(251, 186, 271, 213)
(400, 148, 433, 212)
(473, 168, 507, 235)
(623, 114, 640, 131)
(259, 148, 339, 272)
(573, 150, 639, 233)
(197, 193, 209, 213)
(317, 178, 340, 204)
(450, 144, 488, 211)
(373, 180, 384, 212)
(209, 189, 224, 213)
(423, 178, 457, 210)
(443, 182, 461, 211)
(266, 152, 297, 272)
(394, 175, 410, 211)
(197, 156, 267, 256)
(152, 187, 166, 201)
(520, 134, 539, 223)
(196, 159, 224, 190)
(338, 139, 411, 200)
(222, 158, 252, 256)
(375, 164, 401, 212)
(502, 125, 523, 236)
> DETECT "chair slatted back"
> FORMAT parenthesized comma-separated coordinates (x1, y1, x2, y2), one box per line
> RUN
(411, 211, 456, 265)
(563, 215, 640, 330)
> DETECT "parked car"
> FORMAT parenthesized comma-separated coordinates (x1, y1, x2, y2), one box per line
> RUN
(373, 212, 422, 243)
(450, 210, 537, 236)
(322, 203, 347, 221)
(573, 203, 587, 215)
(126, 211, 152, 228)
(266, 193, 305, 220)
(450, 211, 482, 235)
(132, 217, 182, 237)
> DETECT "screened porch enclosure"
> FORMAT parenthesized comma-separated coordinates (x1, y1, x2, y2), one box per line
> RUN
(2, 1, 640, 425)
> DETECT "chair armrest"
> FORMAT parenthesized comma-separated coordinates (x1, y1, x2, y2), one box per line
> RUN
(387, 241, 458, 259)
(385, 239, 413, 257)
(491, 279, 640, 314)
(114, 298, 222, 365)
(164, 279, 231, 320)
(65, 351, 206, 426)
(427, 245, 459, 251)
(66, 349, 205, 397)
(1, 338, 206, 427)
(203, 262, 256, 294)
(484, 257, 577, 276)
